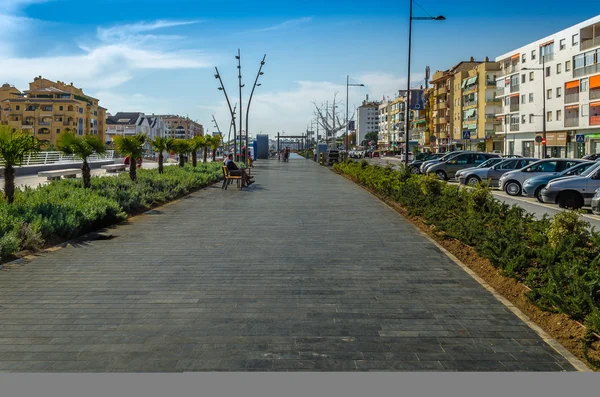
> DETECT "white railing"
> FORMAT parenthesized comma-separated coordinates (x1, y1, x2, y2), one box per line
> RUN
(0, 150, 115, 167)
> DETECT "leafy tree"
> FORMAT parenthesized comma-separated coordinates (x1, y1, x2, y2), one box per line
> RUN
(113, 133, 146, 181)
(188, 136, 205, 167)
(0, 126, 40, 203)
(57, 132, 106, 189)
(150, 136, 173, 174)
(210, 135, 222, 161)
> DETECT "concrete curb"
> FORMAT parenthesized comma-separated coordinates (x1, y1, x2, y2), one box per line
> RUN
(335, 170, 593, 372)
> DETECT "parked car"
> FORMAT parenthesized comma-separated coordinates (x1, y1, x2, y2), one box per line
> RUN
(409, 153, 444, 173)
(459, 157, 538, 187)
(502, 154, 523, 158)
(591, 187, 600, 215)
(455, 157, 513, 184)
(583, 153, 600, 161)
(498, 158, 586, 196)
(540, 161, 600, 209)
(419, 151, 468, 174)
(522, 161, 595, 202)
(371, 150, 380, 158)
(427, 152, 500, 180)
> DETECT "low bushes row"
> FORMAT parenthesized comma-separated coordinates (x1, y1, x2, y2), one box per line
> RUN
(0, 163, 223, 261)
(334, 160, 600, 335)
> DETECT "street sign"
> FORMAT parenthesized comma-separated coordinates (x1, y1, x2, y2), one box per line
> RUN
(535, 135, 542, 143)
(542, 138, 547, 145)
(462, 130, 471, 140)
(576, 134, 585, 143)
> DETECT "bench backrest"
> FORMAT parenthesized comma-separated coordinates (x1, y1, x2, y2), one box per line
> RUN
(222, 165, 228, 176)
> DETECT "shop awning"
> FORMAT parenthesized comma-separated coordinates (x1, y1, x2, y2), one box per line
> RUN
(590, 75, 600, 89)
(461, 79, 468, 88)
(465, 124, 477, 130)
(590, 102, 600, 107)
(511, 53, 520, 60)
(565, 105, 579, 110)
(465, 109, 476, 117)
(539, 40, 554, 47)
(566, 80, 580, 89)
(510, 93, 519, 98)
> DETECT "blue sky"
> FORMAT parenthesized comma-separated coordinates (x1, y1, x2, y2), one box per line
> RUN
(0, 0, 596, 135)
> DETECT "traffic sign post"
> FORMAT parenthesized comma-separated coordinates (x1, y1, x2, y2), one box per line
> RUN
(576, 134, 585, 143)
(462, 130, 471, 140)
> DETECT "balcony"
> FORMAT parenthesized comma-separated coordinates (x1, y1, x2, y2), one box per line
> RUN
(591, 116, 600, 126)
(22, 121, 33, 126)
(496, 86, 505, 96)
(510, 103, 520, 112)
(502, 64, 520, 76)
(510, 124, 519, 131)
(463, 102, 478, 110)
(494, 124, 505, 133)
(574, 64, 600, 78)
(565, 118, 580, 127)
(463, 117, 478, 123)
(564, 92, 580, 104)
(464, 85, 478, 94)
(581, 37, 600, 51)
(38, 122, 51, 126)
(510, 84, 520, 93)
(590, 89, 600, 100)
(486, 80, 496, 86)
(437, 101, 447, 109)
(436, 86, 447, 96)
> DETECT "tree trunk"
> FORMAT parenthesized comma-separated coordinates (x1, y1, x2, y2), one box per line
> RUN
(203, 147, 208, 163)
(82, 159, 91, 188)
(179, 154, 185, 167)
(129, 157, 137, 181)
(212, 148, 216, 162)
(158, 153, 164, 174)
(3, 164, 15, 204)
(192, 151, 197, 167)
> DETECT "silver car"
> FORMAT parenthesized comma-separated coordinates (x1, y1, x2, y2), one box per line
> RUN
(454, 157, 505, 182)
(420, 151, 469, 174)
(427, 152, 500, 180)
(459, 158, 538, 187)
(498, 158, 586, 196)
(540, 161, 600, 209)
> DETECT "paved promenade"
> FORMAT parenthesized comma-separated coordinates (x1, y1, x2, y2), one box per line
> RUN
(0, 157, 577, 371)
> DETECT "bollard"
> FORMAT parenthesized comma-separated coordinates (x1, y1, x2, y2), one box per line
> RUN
(319, 153, 325, 165)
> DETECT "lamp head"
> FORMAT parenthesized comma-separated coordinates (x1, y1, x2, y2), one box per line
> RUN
(434, 16, 446, 20)
(261, 61, 266, 65)
(259, 72, 264, 75)
(235, 55, 240, 60)
(257, 83, 262, 87)
(217, 87, 223, 91)
(214, 74, 220, 79)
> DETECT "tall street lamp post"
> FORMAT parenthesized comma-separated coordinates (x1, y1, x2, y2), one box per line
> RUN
(246, 54, 267, 165)
(523, 54, 547, 158)
(405, 0, 445, 166)
(236, 49, 244, 162)
(214, 68, 236, 157)
(346, 76, 364, 152)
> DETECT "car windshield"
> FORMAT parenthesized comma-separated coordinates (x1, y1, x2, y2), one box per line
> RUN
(479, 158, 502, 168)
(580, 162, 600, 177)
(560, 162, 595, 176)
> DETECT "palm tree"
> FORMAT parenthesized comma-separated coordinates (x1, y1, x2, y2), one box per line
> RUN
(171, 139, 190, 167)
(188, 136, 205, 167)
(202, 135, 213, 163)
(210, 134, 222, 162)
(0, 126, 40, 204)
(57, 132, 106, 188)
(149, 136, 173, 174)
(113, 133, 146, 181)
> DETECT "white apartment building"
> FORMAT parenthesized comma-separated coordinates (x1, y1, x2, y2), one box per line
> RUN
(378, 101, 391, 149)
(496, 14, 600, 158)
(356, 99, 380, 147)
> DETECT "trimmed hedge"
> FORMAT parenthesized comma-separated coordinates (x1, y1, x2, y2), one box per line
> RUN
(0, 163, 223, 260)
(334, 160, 600, 335)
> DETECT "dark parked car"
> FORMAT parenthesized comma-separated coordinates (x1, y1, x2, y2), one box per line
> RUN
(409, 153, 444, 173)
(583, 153, 600, 161)
(522, 161, 595, 202)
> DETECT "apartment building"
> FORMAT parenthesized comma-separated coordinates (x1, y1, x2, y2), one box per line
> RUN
(430, 58, 482, 152)
(495, 14, 600, 157)
(388, 94, 406, 150)
(356, 98, 381, 148)
(157, 115, 204, 139)
(451, 60, 503, 152)
(0, 77, 106, 145)
(378, 100, 391, 149)
(105, 112, 151, 139)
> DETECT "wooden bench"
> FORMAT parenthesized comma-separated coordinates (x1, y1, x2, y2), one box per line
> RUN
(101, 164, 128, 173)
(222, 165, 242, 190)
(37, 169, 80, 181)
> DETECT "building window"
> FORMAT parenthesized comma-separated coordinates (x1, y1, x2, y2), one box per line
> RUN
(56, 129, 60, 134)
(529, 93, 534, 102)
(557, 63, 561, 74)
(521, 115, 526, 124)
(556, 110, 562, 121)
(531, 49, 536, 60)
(573, 33, 579, 46)
(529, 114, 534, 123)
(529, 72, 534, 81)
(581, 78, 589, 92)
(547, 111, 552, 122)
(582, 104, 589, 116)
(521, 94, 526, 104)
(560, 39, 566, 50)
(566, 60, 571, 71)
(522, 54, 526, 63)
(556, 87, 562, 97)
(521, 74, 526, 83)
(546, 66, 551, 77)
(547, 89, 552, 99)
(16, 105, 20, 111)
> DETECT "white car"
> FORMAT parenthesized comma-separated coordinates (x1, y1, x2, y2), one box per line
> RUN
(498, 159, 586, 196)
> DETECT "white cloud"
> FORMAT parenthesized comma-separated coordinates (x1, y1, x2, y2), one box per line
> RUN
(97, 20, 201, 44)
(244, 17, 312, 33)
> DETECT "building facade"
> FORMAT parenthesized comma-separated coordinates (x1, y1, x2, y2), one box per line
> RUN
(156, 115, 204, 139)
(356, 99, 380, 147)
(105, 112, 150, 139)
(0, 77, 106, 146)
(495, 14, 600, 158)
(378, 100, 391, 149)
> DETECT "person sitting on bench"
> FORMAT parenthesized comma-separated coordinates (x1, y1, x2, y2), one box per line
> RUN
(224, 154, 254, 187)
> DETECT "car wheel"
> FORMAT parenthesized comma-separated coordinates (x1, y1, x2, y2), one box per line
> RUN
(436, 170, 447, 180)
(534, 186, 545, 203)
(466, 175, 481, 186)
(504, 180, 522, 196)
(558, 191, 584, 209)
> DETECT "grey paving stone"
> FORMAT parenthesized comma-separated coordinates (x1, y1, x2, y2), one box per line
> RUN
(0, 158, 578, 371)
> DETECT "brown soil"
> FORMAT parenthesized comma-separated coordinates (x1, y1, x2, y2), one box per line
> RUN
(336, 170, 600, 371)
